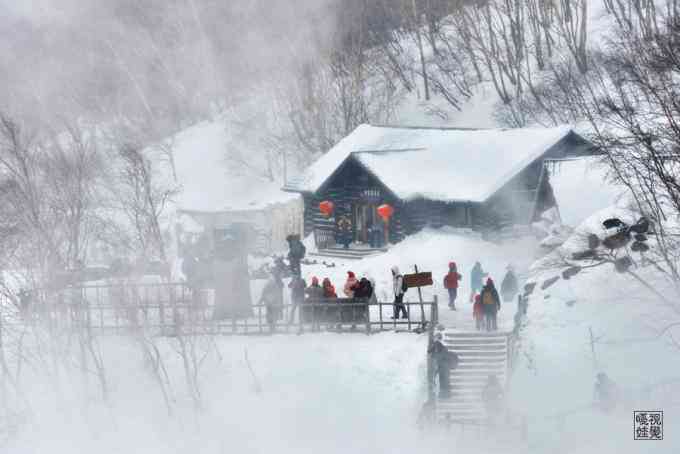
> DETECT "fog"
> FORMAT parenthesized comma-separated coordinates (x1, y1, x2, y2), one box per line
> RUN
(1, 1, 680, 452)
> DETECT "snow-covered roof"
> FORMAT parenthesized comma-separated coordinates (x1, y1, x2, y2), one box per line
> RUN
(285, 124, 578, 203)
(158, 119, 298, 213)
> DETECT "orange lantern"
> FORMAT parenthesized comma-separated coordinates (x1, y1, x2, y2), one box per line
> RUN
(319, 200, 334, 217)
(377, 204, 394, 221)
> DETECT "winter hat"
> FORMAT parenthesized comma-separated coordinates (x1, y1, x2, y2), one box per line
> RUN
(311, 276, 319, 285)
(347, 271, 355, 278)
(449, 262, 456, 269)
(486, 277, 494, 286)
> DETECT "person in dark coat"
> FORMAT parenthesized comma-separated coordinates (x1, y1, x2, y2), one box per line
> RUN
(321, 277, 338, 326)
(501, 265, 519, 303)
(482, 375, 504, 420)
(443, 261, 462, 311)
(470, 262, 488, 302)
(351, 277, 373, 323)
(428, 332, 456, 398)
(304, 276, 324, 327)
(479, 277, 501, 331)
(260, 273, 284, 332)
(336, 215, 353, 249)
(391, 266, 408, 320)
(353, 277, 373, 299)
(288, 276, 306, 324)
(594, 372, 618, 413)
(286, 234, 306, 277)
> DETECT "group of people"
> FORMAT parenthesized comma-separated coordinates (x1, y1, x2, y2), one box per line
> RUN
(443, 261, 519, 331)
(259, 269, 378, 332)
(262, 259, 521, 332)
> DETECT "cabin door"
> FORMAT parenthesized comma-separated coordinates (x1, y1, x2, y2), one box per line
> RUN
(353, 203, 377, 244)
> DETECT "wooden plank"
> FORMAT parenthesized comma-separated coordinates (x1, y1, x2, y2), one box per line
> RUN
(403, 272, 433, 288)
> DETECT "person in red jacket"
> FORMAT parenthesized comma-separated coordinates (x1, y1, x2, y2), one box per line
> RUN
(443, 262, 463, 310)
(343, 271, 359, 298)
(322, 278, 337, 298)
(473, 293, 484, 331)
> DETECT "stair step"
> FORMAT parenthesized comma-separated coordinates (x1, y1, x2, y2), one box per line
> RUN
(450, 373, 506, 380)
(450, 351, 507, 359)
(445, 330, 509, 336)
(447, 345, 507, 351)
(444, 339, 507, 348)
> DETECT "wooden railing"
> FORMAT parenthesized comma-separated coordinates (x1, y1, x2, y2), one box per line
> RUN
(15, 283, 439, 336)
(313, 228, 337, 249)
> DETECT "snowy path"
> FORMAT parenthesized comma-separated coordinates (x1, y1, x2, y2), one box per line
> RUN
(436, 292, 517, 333)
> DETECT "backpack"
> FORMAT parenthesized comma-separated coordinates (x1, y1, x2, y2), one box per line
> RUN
(290, 241, 306, 259)
(400, 276, 408, 293)
(482, 290, 495, 305)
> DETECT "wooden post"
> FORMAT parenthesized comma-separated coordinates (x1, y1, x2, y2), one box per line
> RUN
(384, 217, 390, 246)
(379, 302, 383, 331)
(414, 265, 426, 326)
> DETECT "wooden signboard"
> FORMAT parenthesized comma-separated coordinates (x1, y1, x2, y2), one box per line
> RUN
(403, 272, 433, 288)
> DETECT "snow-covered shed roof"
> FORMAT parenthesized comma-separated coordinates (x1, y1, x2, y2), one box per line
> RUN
(284, 124, 581, 203)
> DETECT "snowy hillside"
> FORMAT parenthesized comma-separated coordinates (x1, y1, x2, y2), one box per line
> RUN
(161, 119, 298, 213)
(510, 204, 680, 452)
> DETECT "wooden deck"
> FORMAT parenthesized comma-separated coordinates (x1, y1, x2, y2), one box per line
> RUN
(11, 283, 439, 336)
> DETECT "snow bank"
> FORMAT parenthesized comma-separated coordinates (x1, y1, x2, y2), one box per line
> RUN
(510, 203, 680, 452)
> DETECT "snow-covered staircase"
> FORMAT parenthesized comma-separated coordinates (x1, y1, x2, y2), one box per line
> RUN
(309, 245, 388, 260)
(436, 331, 510, 424)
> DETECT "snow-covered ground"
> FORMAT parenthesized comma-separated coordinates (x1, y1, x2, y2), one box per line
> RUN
(6, 220, 680, 453)
(5, 332, 428, 454)
(509, 204, 680, 453)
(292, 227, 540, 331)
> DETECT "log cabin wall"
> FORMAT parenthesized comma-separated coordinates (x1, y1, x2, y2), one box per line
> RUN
(299, 132, 594, 243)
(303, 159, 405, 244)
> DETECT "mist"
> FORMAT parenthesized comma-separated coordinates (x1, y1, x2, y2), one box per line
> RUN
(1, 1, 680, 453)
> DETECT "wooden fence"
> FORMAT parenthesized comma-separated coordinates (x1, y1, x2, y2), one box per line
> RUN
(16, 282, 439, 336)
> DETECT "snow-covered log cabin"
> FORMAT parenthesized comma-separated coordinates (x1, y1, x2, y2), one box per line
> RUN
(283, 124, 595, 249)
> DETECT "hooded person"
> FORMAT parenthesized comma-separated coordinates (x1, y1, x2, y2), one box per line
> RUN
(501, 265, 519, 303)
(304, 277, 324, 326)
(287, 276, 307, 324)
(473, 293, 484, 331)
(427, 332, 455, 398)
(443, 261, 463, 310)
(594, 372, 618, 412)
(343, 271, 359, 298)
(470, 262, 488, 301)
(260, 273, 284, 331)
(482, 375, 504, 420)
(480, 277, 501, 331)
(391, 266, 408, 320)
(353, 277, 373, 299)
(286, 234, 306, 277)
(321, 277, 339, 325)
(322, 278, 337, 298)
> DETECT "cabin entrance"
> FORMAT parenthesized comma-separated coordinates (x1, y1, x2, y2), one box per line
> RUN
(352, 203, 381, 245)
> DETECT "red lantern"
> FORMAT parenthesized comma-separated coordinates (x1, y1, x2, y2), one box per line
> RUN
(377, 204, 394, 222)
(319, 200, 334, 217)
